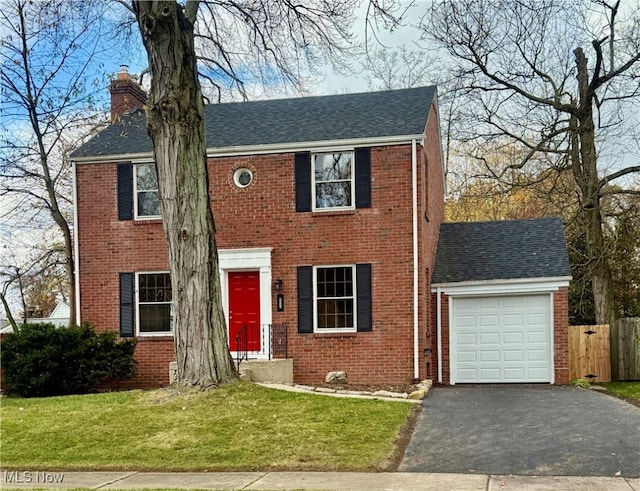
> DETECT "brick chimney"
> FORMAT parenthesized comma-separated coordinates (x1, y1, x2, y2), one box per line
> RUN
(109, 65, 147, 120)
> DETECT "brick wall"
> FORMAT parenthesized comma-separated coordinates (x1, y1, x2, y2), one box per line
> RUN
(554, 287, 570, 384)
(77, 135, 444, 387)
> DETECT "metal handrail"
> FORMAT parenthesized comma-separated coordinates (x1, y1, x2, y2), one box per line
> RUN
(235, 324, 248, 367)
(235, 323, 288, 364)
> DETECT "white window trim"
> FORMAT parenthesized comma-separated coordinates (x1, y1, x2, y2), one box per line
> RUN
(311, 151, 356, 212)
(133, 162, 161, 220)
(313, 264, 357, 333)
(136, 271, 173, 337)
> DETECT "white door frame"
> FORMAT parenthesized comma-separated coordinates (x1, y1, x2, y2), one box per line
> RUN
(219, 248, 273, 359)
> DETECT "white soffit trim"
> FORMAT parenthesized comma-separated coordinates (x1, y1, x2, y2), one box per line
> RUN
(431, 276, 571, 296)
(71, 134, 426, 164)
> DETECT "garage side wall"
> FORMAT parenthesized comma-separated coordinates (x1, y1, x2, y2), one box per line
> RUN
(554, 287, 570, 384)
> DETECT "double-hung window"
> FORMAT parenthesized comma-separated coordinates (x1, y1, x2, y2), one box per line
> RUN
(294, 148, 370, 213)
(297, 263, 371, 334)
(315, 266, 355, 332)
(134, 163, 161, 218)
(313, 152, 354, 210)
(137, 272, 172, 335)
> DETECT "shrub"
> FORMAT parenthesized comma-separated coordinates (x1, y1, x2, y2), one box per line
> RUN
(1, 323, 136, 397)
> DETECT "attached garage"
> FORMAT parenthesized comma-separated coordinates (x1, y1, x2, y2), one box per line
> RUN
(431, 218, 572, 385)
(451, 294, 552, 383)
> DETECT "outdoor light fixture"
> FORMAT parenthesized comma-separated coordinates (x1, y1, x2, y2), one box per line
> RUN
(273, 278, 283, 292)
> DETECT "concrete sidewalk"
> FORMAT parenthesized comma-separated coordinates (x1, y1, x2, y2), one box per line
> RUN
(1, 471, 639, 490)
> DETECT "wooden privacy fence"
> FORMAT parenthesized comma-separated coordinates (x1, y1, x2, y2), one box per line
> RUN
(569, 325, 611, 382)
(611, 318, 640, 381)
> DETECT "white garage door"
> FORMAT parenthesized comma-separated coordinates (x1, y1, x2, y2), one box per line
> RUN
(451, 294, 552, 383)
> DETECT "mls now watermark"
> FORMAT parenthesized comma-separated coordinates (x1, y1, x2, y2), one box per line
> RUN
(3, 471, 65, 484)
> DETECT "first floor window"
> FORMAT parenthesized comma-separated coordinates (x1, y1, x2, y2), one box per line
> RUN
(315, 266, 355, 331)
(134, 163, 161, 218)
(137, 272, 172, 334)
(296, 263, 371, 334)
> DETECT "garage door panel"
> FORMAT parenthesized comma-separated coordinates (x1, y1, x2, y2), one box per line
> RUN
(527, 367, 550, 379)
(504, 350, 524, 362)
(479, 350, 500, 362)
(527, 313, 548, 325)
(479, 368, 501, 381)
(457, 332, 477, 345)
(525, 295, 549, 308)
(502, 297, 524, 309)
(458, 350, 477, 363)
(479, 314, 500, 326)
(503, 314, 524, 326)
(503, 367, 526, 380)
(504, 331, 524, 343)
(478, 332, 500, 344)
(527, 331, 548, 343)
(528, 349, 548, 361)
(451, 294, 552, 384)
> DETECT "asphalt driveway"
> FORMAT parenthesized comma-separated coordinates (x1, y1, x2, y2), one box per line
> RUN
(399, 385, 640, 477)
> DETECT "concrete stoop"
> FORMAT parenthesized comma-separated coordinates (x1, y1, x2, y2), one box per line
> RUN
(237, 358, 294, 384)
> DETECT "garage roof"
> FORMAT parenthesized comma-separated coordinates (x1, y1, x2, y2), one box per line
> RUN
(431, 217, 571, 284)
(71, 86, 437, 158)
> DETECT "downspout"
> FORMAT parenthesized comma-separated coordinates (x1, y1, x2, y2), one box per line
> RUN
(412, 139, 419, 381)
(72, 161, 81, 326)
(436, 287, 443, 383)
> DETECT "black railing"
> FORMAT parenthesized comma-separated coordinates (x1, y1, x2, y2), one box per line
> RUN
(268, 323, 288, 360)
(235, 324, 248, 367)
(234, 323, 288, 367)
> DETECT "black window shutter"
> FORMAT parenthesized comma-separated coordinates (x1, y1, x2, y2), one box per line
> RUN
(119, 272, 135, 337)
(117, 163, 133, 220)
(295, 152, 311, 212)
(356, 263, 372, 332)
(354, 147, 371, 208)
(297, 266, 313, 333)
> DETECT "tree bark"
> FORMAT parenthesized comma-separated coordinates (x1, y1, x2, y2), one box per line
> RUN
(133, 0, 237, 386)
(573, 47, 617, 325)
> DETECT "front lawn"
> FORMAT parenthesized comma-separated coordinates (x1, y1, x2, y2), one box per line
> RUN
(0, 382, 414, 472)
(599, 381, 640, 406)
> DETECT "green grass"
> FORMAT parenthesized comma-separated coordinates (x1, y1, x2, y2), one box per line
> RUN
(599, 381, 640, 404)
(0, 382, 413, 472)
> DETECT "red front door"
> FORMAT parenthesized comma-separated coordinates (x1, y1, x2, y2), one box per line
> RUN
(228, 271, 261, 352)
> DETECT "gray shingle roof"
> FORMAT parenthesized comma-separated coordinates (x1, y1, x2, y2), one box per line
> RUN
(71, 86, 437, 158)
(431, 217, 571, 284)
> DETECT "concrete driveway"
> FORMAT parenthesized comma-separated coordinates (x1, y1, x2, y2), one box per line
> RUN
(399, 385, 640, 477)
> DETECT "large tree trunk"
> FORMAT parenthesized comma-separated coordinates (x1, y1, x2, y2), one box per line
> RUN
(133, 1, 237, 386)
(573, 48, 618, 326)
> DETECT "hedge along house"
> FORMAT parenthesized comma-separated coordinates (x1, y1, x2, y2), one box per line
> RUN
(71, 69, 446, 388)
(71, 68, 571, 387)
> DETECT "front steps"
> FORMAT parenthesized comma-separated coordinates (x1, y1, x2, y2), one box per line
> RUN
(237, 359, 293, 384)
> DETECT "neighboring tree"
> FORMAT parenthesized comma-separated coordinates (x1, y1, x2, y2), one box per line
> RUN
(427, 0, 640, 325)
(0, 0, 110, 325)
(122, 0, 390, 386)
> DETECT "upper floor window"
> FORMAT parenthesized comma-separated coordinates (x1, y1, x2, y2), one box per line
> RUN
(294, 148, 370, 213)
(134, 163, 161, 218)
(313, 152, 354, 210)
(137, 272, 172, 335)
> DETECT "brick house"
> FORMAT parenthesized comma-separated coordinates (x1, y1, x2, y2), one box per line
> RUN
(71, 70, 571, 388)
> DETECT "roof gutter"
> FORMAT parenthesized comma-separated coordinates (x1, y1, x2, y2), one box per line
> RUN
(72, 134, 426, 163)
(431, 276, 572, 292)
